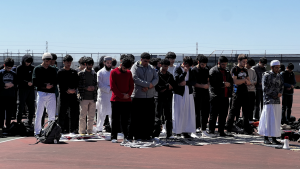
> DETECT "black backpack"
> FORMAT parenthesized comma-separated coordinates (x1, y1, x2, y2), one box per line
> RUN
(37, 121, 62, 144)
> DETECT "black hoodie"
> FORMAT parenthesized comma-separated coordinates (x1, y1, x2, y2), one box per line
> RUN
(16, 55, 35, 89)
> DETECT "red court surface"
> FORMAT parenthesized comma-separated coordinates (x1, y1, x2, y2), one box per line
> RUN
(1, 91, 300, 169)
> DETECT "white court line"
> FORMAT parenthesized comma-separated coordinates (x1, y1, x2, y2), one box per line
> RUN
(0, 137, 24, 144)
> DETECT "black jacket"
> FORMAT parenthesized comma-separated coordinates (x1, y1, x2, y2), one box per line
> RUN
(209, 65, 233, 99)
(155, 70, 176, 100)
(16, 55, 35, 90)
(173, 65, 196, 96)
(57, 68, 79, 96)
(0, 69, 17, 97)
(281, 70, 296, 95)
(32, 65, 57, 93)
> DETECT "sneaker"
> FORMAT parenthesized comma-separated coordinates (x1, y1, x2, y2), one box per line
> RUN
(196, 128, 201, 133)
(202, 131, 212, 138)
(79, 134, 86, 136)
(191, 133, 199, 138)
(111, 139, 118, 143)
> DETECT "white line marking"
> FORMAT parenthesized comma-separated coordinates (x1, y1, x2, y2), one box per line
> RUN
(0, 137, 24, 144)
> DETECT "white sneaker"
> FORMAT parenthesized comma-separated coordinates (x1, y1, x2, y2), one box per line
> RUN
(202, 131, 213, 138)
(196, 128, 201, 133)
(111, 139, 118, 143)
(191, 133, 199, 138)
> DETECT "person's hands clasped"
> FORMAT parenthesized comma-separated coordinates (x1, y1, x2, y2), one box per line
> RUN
(46, 83, 53, 89)
(203, 84, 209, 89)
(123, 93, 129, 99)
(142, 87, 149, 92)
(224, 82, 231, 88)
(179, 81, 186, 86)
(28, 82, 33, 86)
(4, 82, 14, 89)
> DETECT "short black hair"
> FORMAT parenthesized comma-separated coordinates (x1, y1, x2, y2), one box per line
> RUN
(24, 54, 33, 63)
(280, 64, 285, 71)
(247, 57, 255, 66)
(85, 57, 94, 65)
(183, 56, 193, 66)
(150, 58, 159, 66)
(112, 58, 117, 67)
(141, 52, 151, 59)
(4, 57, 14, 67)
(63, 54, 73, 62)
(287, 63, 294, 70)
(120, 54, 127, 61)
(165, 52, 176, 59)
(160, 59, 170, 66)
(237, 54, 247, 61)
(259, 57, 267, 64)
(121, 56, 132, 69)
(55, 61, 57, 65)
(51, 53, 57, 60)
(127, 54, 135, 62)
(193, 59, 198, 66)
(218, 56, 228, 63)
(197, 54, 208, 63)
(78, 56, 86, 65)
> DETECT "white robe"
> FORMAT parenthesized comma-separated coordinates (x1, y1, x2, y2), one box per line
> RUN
(258, 104, 281, 137)
(96, 68, 112, 131)
(172, 68, 196, 134)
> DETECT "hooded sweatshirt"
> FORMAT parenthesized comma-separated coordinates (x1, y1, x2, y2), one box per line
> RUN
(130, 61, 159, 98)
(16, 55, 35, 90)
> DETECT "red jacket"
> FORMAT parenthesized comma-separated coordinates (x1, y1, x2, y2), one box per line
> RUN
(110, 68, 134, 102)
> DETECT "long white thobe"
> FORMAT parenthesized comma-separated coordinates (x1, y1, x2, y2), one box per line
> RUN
(96, 68, 112, 131)
(172, 68, 196, 134)
(258, 104, 281, 137)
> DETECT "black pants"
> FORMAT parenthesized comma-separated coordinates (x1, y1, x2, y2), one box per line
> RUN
(227, 93, 251, 133)
(153, 96, 172, 138)
(248, 92, 256, 120)
(282, 94, 293, 122)
(111, 101, 131, 140)
(254, 89, 263, 119)
(58, 94, 79, 133)
(0, 97, 16, 128)
(194, 93, 210, 131)
(130, 98, 155, 140)
(17, 89, 35, 124)
(209, 97, 229, 134)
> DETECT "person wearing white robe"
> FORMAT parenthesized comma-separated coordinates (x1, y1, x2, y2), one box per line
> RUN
(172, 56, 196, 138)
(258, 60, 284, 145)
(96, 56, 113, 133)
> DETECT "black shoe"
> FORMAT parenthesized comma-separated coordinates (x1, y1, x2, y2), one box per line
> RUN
(264, 139, 272, 144)
(272, 139, 282, 145)
(182, 133, 192, 138)
(219, 132, 234, 137)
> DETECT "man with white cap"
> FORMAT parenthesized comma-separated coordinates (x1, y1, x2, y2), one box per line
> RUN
(96, 56, 113, 134)
(258, 60, 284, 145)
(32, 53, 57, 137)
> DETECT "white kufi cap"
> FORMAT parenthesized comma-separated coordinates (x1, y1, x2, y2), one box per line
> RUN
(270, 60, 280, 66)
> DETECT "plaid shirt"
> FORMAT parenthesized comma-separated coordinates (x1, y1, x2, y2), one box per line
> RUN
(78, 68, 98, 102)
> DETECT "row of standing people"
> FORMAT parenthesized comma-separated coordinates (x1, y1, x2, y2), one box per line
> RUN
(0, 52, 296, 143)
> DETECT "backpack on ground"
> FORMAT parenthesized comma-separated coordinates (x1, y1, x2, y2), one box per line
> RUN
(36, 120, 62, 144)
